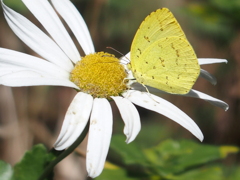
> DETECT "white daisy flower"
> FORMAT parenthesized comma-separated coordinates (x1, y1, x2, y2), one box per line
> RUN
(0, 0, 228, 178)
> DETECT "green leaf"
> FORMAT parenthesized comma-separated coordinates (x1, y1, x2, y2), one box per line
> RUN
(12, 144, 55, 180)
(107, 137, 240, 179)
(219, 146, 239, 158)
(174, 166, 223, 180)
(3, 0, 28, 13)
(109, 135, 152, 177)
(0, 161, 13, 180)
(109, 135, 149, 165)
(95, 162, 139, 180)
(144, 139, 239, 176)
(224, 166, 240, 180)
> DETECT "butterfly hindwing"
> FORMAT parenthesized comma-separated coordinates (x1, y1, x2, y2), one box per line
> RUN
(133, 37, 200, 94)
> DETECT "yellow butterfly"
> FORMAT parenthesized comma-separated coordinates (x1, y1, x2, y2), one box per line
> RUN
(129, 8, 200, 94)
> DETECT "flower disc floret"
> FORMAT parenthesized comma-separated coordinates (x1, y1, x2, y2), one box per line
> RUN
(70, 52, 128, 98)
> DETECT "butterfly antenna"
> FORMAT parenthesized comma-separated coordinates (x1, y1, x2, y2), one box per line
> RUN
(106, 47, 130, 64)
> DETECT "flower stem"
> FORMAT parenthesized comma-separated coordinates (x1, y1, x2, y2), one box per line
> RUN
(38, 123, 89, 180)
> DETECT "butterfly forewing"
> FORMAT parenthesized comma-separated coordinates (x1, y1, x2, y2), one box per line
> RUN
(130, 8, 186, 69)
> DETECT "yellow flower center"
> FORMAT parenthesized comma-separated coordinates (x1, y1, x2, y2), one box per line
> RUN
(70, 52, 128, 99)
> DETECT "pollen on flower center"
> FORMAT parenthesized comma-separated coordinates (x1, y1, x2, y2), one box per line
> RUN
(70, 52, 128, 99)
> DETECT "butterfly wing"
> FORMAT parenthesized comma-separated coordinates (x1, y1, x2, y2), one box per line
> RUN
(130, 8, 200, 94)
(130, 8, 186, 69)
(133, 36, 200, 94)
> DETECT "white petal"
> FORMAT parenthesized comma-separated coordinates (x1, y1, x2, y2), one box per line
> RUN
(51, 0, 95, 55)
(22, 0, 80, 63)
(111, 96, 141, 143)
(120, 52, 134, 81)
(1, 0, 73, 72)
(0, 71, 79, 89)
(184, 89, 229, 111)
(122, 90, 204, 142)
(0, 48, 69, 78)
(0, 70, 51, 78)
(125, 52, 130, 59)
(120, 52, 130, 65)
(198, 58, 228, 65)
(87, 98, 112, 178)
(0, 66, 29, 76)
(200, 69, 217, 85)
(54, 92, 93, 150)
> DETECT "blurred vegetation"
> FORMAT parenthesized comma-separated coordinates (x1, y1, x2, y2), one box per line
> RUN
(0, 0, 240, 179)
(184, 0, 240, 45)
(96, 135, 239, 180)
(0, 136, 239, 180)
